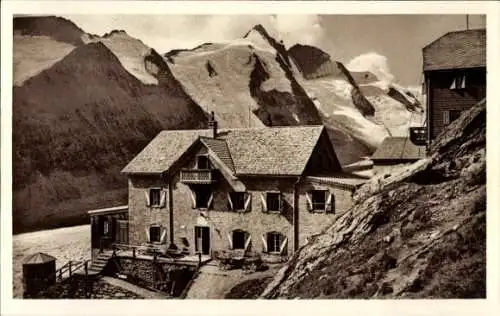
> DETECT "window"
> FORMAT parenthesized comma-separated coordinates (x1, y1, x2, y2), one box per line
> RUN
(306, 190, 334, 213)
(449, 110, 462, 123)
(267, 232, 283, 254)
(191, 186, 213, 209)
(232, 230, 247, 250)
(149, 188, 161, 207)
(103, 219, 110, 236)
(311, 190, 327, 211)
(443, 110, 462, 126)
(229, 192, 245, 210)
(149, 226, 161, 243)
(450, 75, 466, 90)
(266, 193, 281, 212)
(197, 155, 209, 169)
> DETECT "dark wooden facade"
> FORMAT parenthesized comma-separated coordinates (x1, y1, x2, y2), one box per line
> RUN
(88, 206, 128, 259)
(423, 29, 486, 141)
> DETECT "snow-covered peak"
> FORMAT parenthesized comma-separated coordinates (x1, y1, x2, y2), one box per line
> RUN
(346, 52, 395, 85)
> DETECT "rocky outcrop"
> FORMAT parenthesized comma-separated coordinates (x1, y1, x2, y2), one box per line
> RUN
(262, 99, 486, 299)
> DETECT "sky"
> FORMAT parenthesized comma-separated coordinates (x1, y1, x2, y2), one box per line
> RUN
(62, 14, 486, 86)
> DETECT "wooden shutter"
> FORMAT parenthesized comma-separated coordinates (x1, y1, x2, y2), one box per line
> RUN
(325, 191, 334, 213)
(279, 236, 288, 255)
(450, 78, 456, 89)
(461, 75, 466, 89)
(227, 193, 233, 211)
(145, 191, 151, 207)
(260, 193, 267, 212)
(443, 111, 450, 125)
(244, 234, 252, 252)
(278, 193, 283, 213)
(306, 192, 313, 212)
(160, 228, 167, 244)
(261, 234, 268, 253)
(145, 227, 150, 243)
(207, 192, 214, 209)
(190, 190, 196, 209)
(244, 193, 252, 212)
(159, 191, 166, 208)
(227, 232, 233, 249)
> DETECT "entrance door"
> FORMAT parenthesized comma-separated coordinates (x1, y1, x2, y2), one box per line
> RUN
(116, 220, 129, 245)
(194, 226, 210, 255)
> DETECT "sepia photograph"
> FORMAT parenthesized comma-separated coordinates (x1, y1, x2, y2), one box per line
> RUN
(1, 1, 498, 315)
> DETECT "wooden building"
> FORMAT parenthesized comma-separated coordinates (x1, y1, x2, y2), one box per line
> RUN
(119, 116, 367, 263)
(423, 29, 486, 141)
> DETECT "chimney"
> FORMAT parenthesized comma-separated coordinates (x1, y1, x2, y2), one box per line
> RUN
(208, 111, 218, 138)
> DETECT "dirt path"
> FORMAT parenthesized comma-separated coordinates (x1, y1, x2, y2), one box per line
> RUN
(185, 263, 281, 299)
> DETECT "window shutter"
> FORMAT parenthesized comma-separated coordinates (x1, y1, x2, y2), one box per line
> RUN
(207, 192, 214, 209)
(279, 193, 283, 213)
(159, 191, 166, 208)
(190, 190, 196, 209)
(227, 232, 233, 249)
(306, 192, 313, 212)
(279, 237, 288, 255)
(244, 234, 252, 252)
(443, 111, 450, 125)
(325, 191, 334, 213)
(145, 228, 150, 243)
(449, 78, 456, 90)
(244, 193, 252, 212)
(227, 193, 233, 211)
(260, 193, 267, 212)
(461, 75, 466, 89)
(160, 228, 167, 244)
(145, 191, 151, 207)
(261, 234, 268, 253)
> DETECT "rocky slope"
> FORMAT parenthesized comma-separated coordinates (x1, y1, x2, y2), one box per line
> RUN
(261, 99, 486, 299)
(13, 17, 207, 233)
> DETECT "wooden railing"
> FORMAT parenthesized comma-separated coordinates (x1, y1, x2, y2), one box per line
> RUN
(112, 243, 190, 261)
(180, 169, 216, 184)
(55, 260, 90, 281)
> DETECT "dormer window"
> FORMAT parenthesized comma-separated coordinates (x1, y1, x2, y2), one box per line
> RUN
(197, 155, 209, 169)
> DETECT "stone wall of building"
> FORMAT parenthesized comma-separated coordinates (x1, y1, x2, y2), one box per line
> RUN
(296, 180, 355, 247)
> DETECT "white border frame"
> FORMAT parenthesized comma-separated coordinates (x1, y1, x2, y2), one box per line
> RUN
(2, 1, 499, 316)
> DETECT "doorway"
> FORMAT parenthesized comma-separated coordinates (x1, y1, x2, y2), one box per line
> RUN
(194, 226, 210, 255)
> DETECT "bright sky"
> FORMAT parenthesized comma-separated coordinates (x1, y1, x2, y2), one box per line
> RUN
(62, 14, 486, 86)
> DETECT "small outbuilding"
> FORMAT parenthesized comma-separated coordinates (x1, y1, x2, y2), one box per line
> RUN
(371, 136, 427, 175)
(23, 252, 56, 297)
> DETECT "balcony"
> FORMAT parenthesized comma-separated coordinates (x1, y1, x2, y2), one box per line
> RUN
(180, 169, 217, 184)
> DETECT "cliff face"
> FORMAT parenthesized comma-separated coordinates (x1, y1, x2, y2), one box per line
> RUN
(262, 100, 486, 299)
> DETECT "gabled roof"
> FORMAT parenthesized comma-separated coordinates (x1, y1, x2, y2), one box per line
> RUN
(200, 137, 235, 173)
(423, 29, 486, 71)
(122, 125, 327, 176)
(371, 137, 426, 162)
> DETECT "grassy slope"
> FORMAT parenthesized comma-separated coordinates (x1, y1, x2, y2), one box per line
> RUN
(12, 41, 207, 234)
(262, 100, 486, 299)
